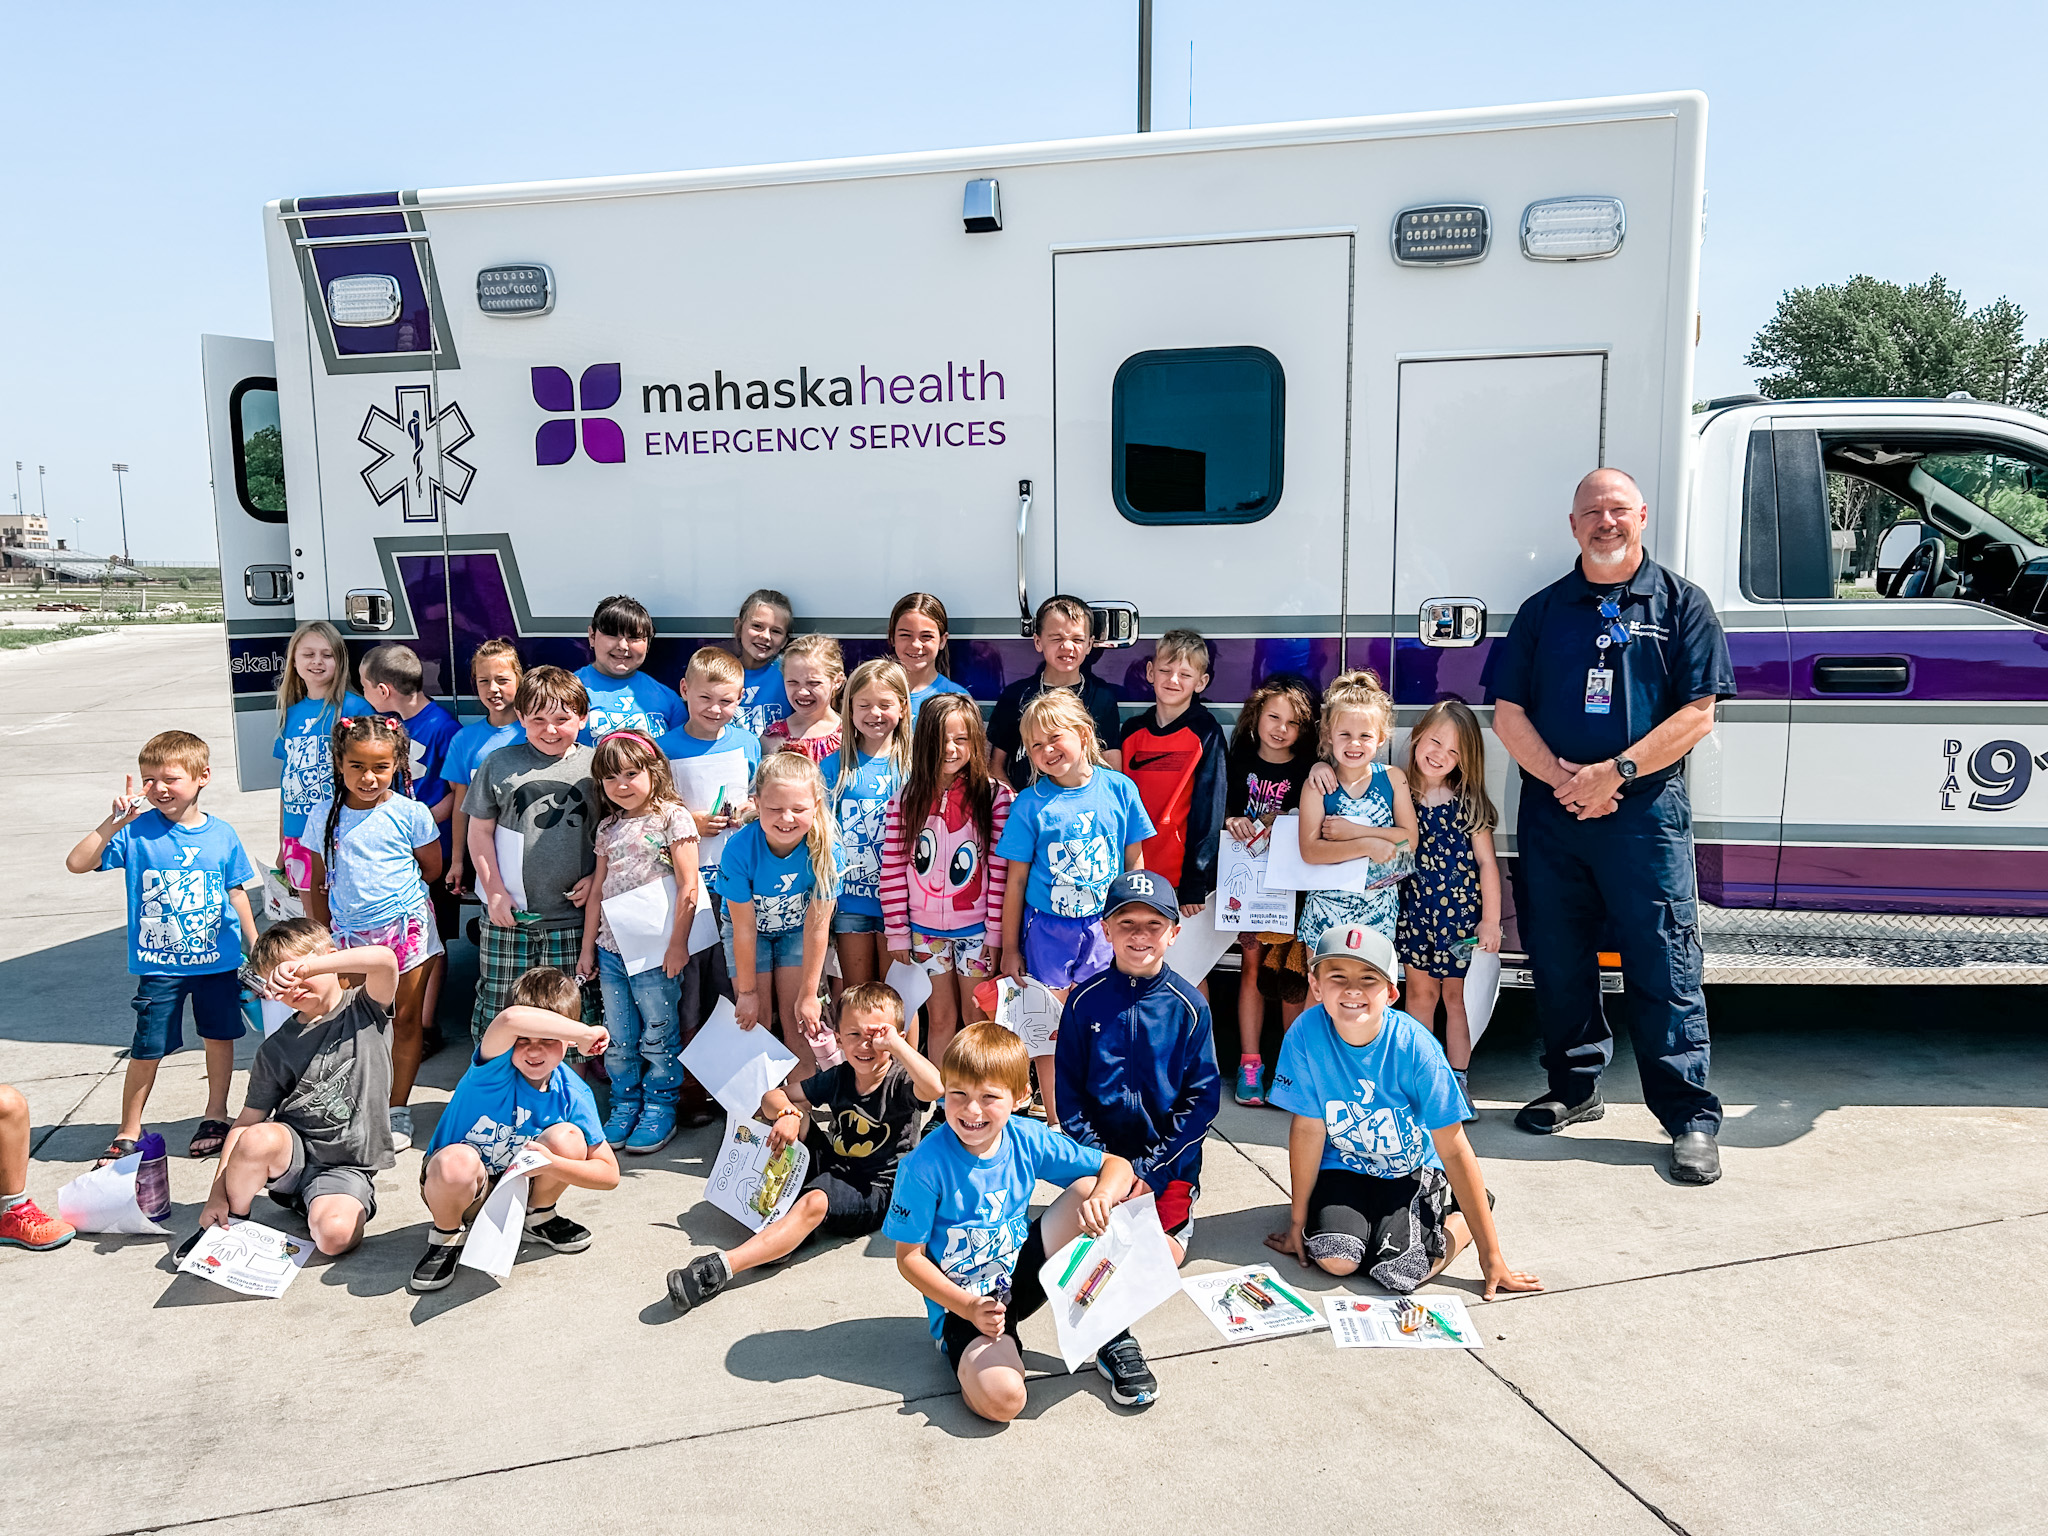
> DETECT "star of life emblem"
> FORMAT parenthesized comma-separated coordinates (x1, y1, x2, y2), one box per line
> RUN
(359, 384, 476, 523)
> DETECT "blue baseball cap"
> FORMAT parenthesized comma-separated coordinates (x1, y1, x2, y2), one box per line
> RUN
(1103, 870, 1180, 922)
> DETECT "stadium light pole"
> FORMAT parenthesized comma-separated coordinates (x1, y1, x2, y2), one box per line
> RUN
(1137, 0, 1153, 132)
(111, 463, 131, 564)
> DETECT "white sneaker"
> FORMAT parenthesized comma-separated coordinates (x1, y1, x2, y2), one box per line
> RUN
(388, 1105, 414, 1152)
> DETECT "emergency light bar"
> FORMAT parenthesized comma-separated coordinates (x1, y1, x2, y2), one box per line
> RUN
(1520, 197, 1626, 261)
(325, 274, 403, 326)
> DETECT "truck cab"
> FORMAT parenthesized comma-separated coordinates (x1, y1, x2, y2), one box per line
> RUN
(1682, 395, 2048, 980)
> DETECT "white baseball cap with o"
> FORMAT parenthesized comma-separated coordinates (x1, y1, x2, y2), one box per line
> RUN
(1309, 923, 1398, 982)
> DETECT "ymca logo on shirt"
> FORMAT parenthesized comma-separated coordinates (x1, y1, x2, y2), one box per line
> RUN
(753, 890, 810, 934)
(280, 729, 332, 814)
(937, 1189, 1024, 1295)
(586, 703, 657, 739)
(136, 869, 227, 963)
(1046, 826, 1116, 917)
(1324, 1078, 1429, 1178)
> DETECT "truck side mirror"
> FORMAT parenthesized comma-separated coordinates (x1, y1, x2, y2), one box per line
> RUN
(1876, 521, 1926, 577)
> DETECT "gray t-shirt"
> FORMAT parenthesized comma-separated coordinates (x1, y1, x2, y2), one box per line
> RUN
(244, 986, 395, 1172)
(462, 741, 599, 929)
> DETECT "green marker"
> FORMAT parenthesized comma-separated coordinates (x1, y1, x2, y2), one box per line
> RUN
(1423, 1305, 1467, 1343)
(1057, 1236, 1096, 1289)
(1262, 1275, 1317, 1317)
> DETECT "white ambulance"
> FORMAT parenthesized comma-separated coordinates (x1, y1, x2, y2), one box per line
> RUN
(202, 90, 2048, 983)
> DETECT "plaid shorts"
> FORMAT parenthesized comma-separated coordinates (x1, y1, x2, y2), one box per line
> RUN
(471, 919, 588, 1045)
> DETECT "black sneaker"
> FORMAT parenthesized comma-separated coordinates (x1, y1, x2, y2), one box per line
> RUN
(1095, 1330, 1158, 1408)
(667, 1253, 731, 1313)
(1513, 1091, 1605, 1135)
(410, 1233, 466, 1293)
(523, 1211, 592, 1253)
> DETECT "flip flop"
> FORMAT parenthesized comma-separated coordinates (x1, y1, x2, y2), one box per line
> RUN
(187, 1120, 231, 1159)
(94, 1137, 139, 1168)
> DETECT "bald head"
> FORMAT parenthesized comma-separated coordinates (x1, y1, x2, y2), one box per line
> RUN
(1569, 468, 1649, 575)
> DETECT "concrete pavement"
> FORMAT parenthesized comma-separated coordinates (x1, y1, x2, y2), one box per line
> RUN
(3, 626, 2044, 1536)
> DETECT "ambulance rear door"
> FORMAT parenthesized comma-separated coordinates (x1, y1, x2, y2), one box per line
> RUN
(201, 334, 293, 791)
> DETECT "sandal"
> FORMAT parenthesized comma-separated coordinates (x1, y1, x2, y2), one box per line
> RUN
(187, 1120, 231, 1159)
(94, 1137, 139, 1168)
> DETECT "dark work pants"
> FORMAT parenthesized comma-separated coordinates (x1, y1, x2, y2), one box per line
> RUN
(1517, 775, 1722, 1137)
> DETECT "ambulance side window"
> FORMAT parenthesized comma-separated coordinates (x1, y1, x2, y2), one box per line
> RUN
(1111, 346, 1285, 525)
(1827, 476, 1922, 599)
(230, 380, 287, 524)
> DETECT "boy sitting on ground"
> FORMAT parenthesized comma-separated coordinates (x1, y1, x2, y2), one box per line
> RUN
(884, 1023, 1137, 1425)
(1054, 871, 1222, 1405)
(411, 966, 619, 1292)
(668, 981, 941, 1313)
(1264, 924, 1542, 1299)
(182, 919, 396, 1260)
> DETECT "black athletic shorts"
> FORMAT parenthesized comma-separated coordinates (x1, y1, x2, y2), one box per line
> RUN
(939, 1216, 1050, 1374)
(804, 1170, 892, 1239)
(1304, 1164, 1459, 1294)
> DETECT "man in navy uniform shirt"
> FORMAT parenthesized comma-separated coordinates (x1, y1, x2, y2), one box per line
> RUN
(1490, 468, 1735, 1185)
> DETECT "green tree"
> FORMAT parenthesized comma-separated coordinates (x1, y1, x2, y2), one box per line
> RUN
(242, 425, 286, 512)
(1746, 274, 2048, 409)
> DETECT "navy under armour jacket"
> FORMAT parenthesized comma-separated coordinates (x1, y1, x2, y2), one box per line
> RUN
(1054, 964, 1221, 1189)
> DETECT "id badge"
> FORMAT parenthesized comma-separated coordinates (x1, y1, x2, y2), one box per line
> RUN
(1584, 667, 1613, 715)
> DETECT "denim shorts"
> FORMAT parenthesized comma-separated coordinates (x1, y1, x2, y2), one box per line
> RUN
(130, 971, 245, 1061)
(830, 908, 884, 935)
(722, 911, 809, 973)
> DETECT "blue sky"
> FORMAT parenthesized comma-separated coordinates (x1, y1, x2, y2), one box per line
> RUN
(5, 0, 2044, 560)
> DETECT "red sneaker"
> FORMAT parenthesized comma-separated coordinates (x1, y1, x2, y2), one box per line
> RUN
(0, 1197, 75, 1251)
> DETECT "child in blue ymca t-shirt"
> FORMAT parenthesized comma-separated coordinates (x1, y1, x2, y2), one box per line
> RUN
(884, 1022, 1137, 1423)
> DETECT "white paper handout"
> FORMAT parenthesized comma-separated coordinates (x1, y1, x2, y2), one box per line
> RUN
(991, 975, 1061, 1056)
(706, 1114, 811, 1233)
(57, 1151, 170, 1236)
(884, 958, 933, 1020)
(493, 826, 529, 910)
(458, 1145, 553, 1279)
(1035, 1193, 1185, 1373)
(671, 749, 754, 867)
(680, 996, 799, 1118)
(1261, 814, 1414, 895)
(1464, 949, 1503, 1049)
(1216, 829, 1295, 932)
(602, 875, 680, 976)
(258, 999, 296, 1034)
(1183, 1263, 1328, 1345)
(177, 1218, 313, 1298)
(1163, 892, 1235, 986)
(1325, 1293, 1482, 1349)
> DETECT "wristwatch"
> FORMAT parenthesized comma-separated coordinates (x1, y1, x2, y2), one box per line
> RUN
(1613, 756, 1638, 784)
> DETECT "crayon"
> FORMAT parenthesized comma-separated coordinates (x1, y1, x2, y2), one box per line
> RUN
(1075, 1258, 1116, 1308)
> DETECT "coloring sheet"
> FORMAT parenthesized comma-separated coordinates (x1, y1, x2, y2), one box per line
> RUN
(706, 1114, 810, 1233)
(601, 875, 680, 976)
(670, 749, 753, 867)
(991, 975, 1061, 1056)
(1261, 814, 1414, 894)
(56, 1151, 169, 1236)
(680, 997, 800, 1119)
(458, 1145, 553, 1279)
(1035, 1193, 1185, 1373)
(1464, 949, 1503, 1048)
(176, 1219, 313, 1298)
(884, 959, 933, 1020)
(1183, 1263, 1328, 1345)
(1163, 893, 1235, 986)
(1324, 1293, 1482, 1349)
(493, 827, 528, 911)
(1215, 829, 1294, 932)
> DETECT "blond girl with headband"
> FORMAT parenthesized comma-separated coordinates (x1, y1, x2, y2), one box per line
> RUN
(273, 620, 371, 893)
(995, 689, 1155, 1127)
(577, 730, 702, 1155)
(761, 633, 845, 769)
(715, 751, 845, 1071)
(830, 657, 914, 989)
(1296, 670, 1417, 956)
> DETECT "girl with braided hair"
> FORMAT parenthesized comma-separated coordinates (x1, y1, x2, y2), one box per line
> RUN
(301, 714, 445, 1150)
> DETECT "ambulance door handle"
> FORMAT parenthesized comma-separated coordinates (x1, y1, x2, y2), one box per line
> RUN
(1418, 597, 1486, 648)
(1016, 478, 1034, 635)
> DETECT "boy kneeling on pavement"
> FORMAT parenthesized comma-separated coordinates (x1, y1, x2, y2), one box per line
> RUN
(182, 918, 396, 1261)
(1052, 870, 1222, 1406)
(411, 966, 619, 1292)
(1265, 924, 1542, 1300)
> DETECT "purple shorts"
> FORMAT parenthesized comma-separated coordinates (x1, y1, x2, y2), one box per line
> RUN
(1019, 907, 1114, 992)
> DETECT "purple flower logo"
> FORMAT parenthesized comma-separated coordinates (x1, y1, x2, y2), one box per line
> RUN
(532, 364, 624, 465)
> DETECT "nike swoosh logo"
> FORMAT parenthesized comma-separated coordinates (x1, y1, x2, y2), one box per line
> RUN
(1127, 752, 1180, 772)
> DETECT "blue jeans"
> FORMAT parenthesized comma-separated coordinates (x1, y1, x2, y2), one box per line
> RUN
(595, 948, 685, 1107)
